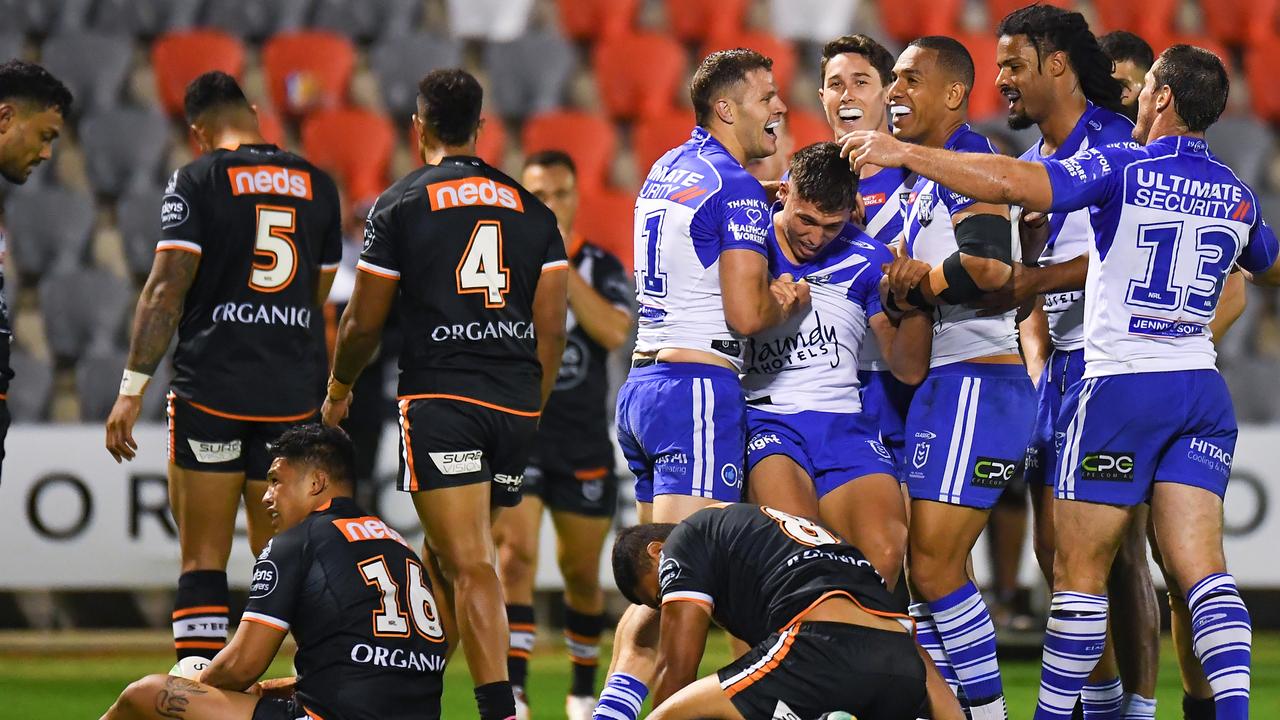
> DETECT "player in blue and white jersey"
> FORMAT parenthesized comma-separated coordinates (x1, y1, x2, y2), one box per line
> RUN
(599, 49, 807, 720)
(844, 43, 1280, 720)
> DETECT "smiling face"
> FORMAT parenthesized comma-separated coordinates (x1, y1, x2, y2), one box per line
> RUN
(886, 45, 959, 144)
(728, 67, 788, 162)
(776, 182, 851, 263)
(820, 52, 889, 137)
(997, 34, 1057, 131)
(0, 103, 62, 184)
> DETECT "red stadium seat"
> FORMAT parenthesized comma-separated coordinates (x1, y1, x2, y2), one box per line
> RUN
(786, 108, 833, 150)
(1155, 35, 1235, 72)
(877, 0, 964, 43)
(1246, 40, 1280, 122)
(262, 31, 355, 117)
(576, 189, 635, 271)
(302, 107, 394, 203)
(152, 30, 245, 118)
(665, 0, 748, 43)
(556, 0, 640, 41)
(407, 112, 508, 168)
(985, 0, 1075, 25)
(1092, 0, 1177, 39)
(632, 111, 694, 177)
(258, 107, 287, 147)
(701, 31, 797, 97)
(522, 111, 619, 190)
(593, 32, 686, 120)
(956, 34, 1002, 120)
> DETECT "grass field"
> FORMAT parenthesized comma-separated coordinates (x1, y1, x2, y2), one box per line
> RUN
(2, 632, 1278, 718)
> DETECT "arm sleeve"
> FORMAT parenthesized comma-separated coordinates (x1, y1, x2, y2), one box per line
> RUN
(694, 175, 771, 256)
(1240, 213, 1280, 273)
(657, 523, 717, 611)
(541, 216, 569, 272)
(356, 187, 402, 279)
(241, 531, 307, 632)
(1040, 143, 1135, 213)
(319, 173, 344, 270)
(157, 167, 204, 254)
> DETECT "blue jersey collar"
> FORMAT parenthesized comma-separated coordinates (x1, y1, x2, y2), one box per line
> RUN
(942, 123, 975, 151)
(1148, 134, 1209, 155)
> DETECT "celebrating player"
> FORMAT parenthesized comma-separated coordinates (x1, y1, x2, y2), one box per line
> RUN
(844, 43, 1280, 720)
(322, 68, 568, 720)
(492, 150, 633, 720)
(1099, 31, 1154, 119)
(105, 71, 342, 662)
(101, 424, 446, 720)
(0, 60, 71, 479)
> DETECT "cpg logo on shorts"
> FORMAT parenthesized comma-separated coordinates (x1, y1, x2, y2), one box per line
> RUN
(1080, 451, 1135, 481)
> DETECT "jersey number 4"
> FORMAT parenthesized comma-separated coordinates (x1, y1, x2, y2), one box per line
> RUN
(457, 220, 510, 308)
(250, 205, 298, 292)
(358, 556, 447, 642)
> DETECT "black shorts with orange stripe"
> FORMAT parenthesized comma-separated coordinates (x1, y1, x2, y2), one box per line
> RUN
(396, 396, 538, 507)
(522, 450, 618, 517)
(717, 621, 926, 720)
(167, 391, 316, 478)
(251, 696, 309, 720)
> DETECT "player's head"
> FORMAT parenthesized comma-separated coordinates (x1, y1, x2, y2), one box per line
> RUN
(889, 37, 974, 144)
(0, 60, 71, 184)
(1133, 44, 1229, 144)
(818, 34, 896, 137)
(612, 523, 678, 608)
(415, 68, 483, 162)
(996, 4, 1125, 130)
(264, 423, 357, 532)
(691, 48, 787, 163)
(523, 150, 577, 241)
(1100, 31, 1154, 118)
(776, 142, 857, 263)
(183, 71, 258, 153)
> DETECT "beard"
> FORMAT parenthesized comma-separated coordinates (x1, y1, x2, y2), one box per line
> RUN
(1006, 110, 1035, 131)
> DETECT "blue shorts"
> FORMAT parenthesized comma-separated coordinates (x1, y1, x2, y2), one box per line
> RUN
(745, 409, 896, 499)
(616, 363, 746, 504)
(858, 369, 917, 464)
(1054, 370, 1237, 505)
(1025, 348, 1085, 487)
(903, 362, 1036, 509)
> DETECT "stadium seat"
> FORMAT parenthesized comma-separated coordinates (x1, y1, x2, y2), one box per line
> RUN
(301, 107, 394, 205)
(75, 350, 127, 421)
(40, 30, 132, 114)
(576, 189, 634, 272)
(632, 112, 695, 178)
(116, 185, 162, 278)
(1092, 0, 1177, 39)
(151, 30, 245, 118)
(0, 32, 24, 63)
(1206, 115, 1273, 189)
(39, 268, 131, 364)
(877, 0, 965, 43)
(522, 111, 618, 190)
(2, 0, 90, 35)
(593, 32, 686, 120)
(261, 30, 355, 117)
(767, 0, 858, 43)
(7, 348, 53, 422)
(88, 0, 200, 37)
(955, 34, 1002, 120)
(700, 31, 797, 97)
(556, 0, 640, 41)
(665, 0, 748, 43)
(79, 107, 170, 197)
(201, 0, 309, 42)
(446, 0, 535, 42)
(4, 187, 95, 278)
(786, 108, 834, 150)
(369, 32, 464, 121)
(311, 0, 422, 42)
(1246, 40, 1280, 122)
(1201, 0, 1280, 48)
(484, 30, 577, 121)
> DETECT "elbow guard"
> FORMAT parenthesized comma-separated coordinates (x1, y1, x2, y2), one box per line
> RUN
(937, 214, 1013, 305)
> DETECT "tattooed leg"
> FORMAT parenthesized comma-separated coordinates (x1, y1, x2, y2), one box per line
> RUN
(101, 674, 260, 720)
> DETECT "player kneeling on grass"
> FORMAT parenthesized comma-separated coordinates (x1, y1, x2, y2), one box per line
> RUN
(102, 424, 447, 720)
(612, 503, 964, 720)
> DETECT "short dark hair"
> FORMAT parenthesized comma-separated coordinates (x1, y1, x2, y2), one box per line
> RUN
(269, 423, 357, 487)
(908, 36, 975, 98)
(997, 4, 1126, 115)
(691, 48, 774, 127)
(820, 34, 895, 87)
(1152, 45, 1229, 133)
(0, 60, 72, 116)
(1099, 30, 1155, 72)
(524, 149, 576, 176)
(612, 523, 677, 607)
(417, 68, 483, 146)
(183, 71, 250, 124)
(787, 142, 858, 214)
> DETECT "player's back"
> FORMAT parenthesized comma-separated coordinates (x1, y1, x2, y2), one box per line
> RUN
(162, 144, 341, 417)
(359, 156, 565, 413)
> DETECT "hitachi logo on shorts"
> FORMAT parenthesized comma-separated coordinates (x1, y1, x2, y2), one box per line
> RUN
(427, 177, 524, 212)
(227, 165, 313, 199)
(189, 439, 242, 463)
(350, 643, 445, 672)
(429, 450, 483, 475)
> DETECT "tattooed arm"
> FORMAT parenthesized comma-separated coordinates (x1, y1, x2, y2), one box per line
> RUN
(199, 620, 286, 692)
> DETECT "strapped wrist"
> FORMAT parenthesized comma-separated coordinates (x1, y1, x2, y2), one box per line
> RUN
(119, 369, 151, 397)
(327, 375, 353, 401)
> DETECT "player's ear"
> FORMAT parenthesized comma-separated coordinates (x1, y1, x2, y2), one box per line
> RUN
(0, 103, 14, 132)
(1048, 50, 1067, 78)
(777, 180, 790, 204)
(645, 540, 663, 563)
(714, 97, 735, 126)
(945, 81, 967, 112)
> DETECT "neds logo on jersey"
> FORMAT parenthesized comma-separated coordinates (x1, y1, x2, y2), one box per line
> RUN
(228, 165, 313, 199)
(427, 177, 524, 212)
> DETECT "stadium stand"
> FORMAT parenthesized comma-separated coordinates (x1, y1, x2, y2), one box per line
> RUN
(261, 29, 355, 116)
(665, 0, 749, 43)
(522, 110, 618, 190)
(556, 0, 640, 41)
(151, 30, 245, 118)
(593, 32, 685, 120)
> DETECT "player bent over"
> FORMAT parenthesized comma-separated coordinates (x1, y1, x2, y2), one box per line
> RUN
(102, 424, 446, 720)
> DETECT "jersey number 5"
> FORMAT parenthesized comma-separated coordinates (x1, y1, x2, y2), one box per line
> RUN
(358, 556, 447, 642)
(250, 205, 298, 292)
(457, 220, 510, 308)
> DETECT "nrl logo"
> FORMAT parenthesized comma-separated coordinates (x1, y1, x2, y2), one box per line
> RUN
(916, 190, 934, 226)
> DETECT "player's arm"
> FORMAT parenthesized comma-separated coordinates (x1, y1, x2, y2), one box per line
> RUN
(316, 266, 338, 306)
(323, 270, 396, 425)
(721, 250, 807, 335)
(198, 619, 286, 692)
(1241, 215, 1280, 287)
(533, 264, 569, 407)
(566, 266, 631, 351)
(651, 600, 713, 707)
(1019, 301, 1051, 386)
(1210, 269, 1247, 343)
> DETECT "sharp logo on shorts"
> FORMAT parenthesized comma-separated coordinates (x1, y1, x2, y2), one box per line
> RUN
(971, 457, 1021, 489)
(249, 560, 278, 598)
(494, 473, 523, 488)
(748, 433, 782, 452)
(227, 165, 313, 199)
(160, 194, 189, 228)
(426, 177, 524, 212)
(720, 463, 741, 488)
(658, 554, 680, 591)
(771, 700, 802, 720)
(188, 439, 242, 464)
(912, 441, 931, 469)
(1080, 452, 1135, 481)
(429, 450, 483, 475)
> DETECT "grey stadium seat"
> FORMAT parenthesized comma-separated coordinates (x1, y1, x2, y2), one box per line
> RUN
(88, 0, 202, 37)
(80, 107, 170, 197)
(40, 30, 132, 114)
(310, 0, 421, 42)
(1206, 115, 1274, 190)
(75, 349, 127, 421)
(201, 0, 310, 42)
(39, 267, 130, 364)
(369, 33, 463, 120)
(0, 32, 25, 63)
(116, 185, 162, 277)
(7, 347, 53, 422)
(0, 0, 92, 35)
(484, 31, 576, 121)
(4, 187, 95, 278)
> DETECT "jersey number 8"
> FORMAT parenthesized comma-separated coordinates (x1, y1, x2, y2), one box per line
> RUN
(761, 506, 841, 547)
(456, 220, 510, 308)
(358, 556, 447, 642)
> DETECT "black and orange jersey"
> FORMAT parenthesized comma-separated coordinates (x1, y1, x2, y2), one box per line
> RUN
(658, 503, 909, 646)
(160, 144, 342, 418)
(359, 155, 567, 414)
(242, 497, 445, 720)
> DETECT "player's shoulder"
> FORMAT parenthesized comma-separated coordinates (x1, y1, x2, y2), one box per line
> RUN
(1084, 105, 1136, 146)
(947, 124, 999, 155)
(580, 240, 625, 270)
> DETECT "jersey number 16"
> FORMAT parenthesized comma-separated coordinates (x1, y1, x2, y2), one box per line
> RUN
(358, 556, 447, 642)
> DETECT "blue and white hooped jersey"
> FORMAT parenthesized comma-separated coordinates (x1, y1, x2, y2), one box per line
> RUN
(742, 216, 890, 414)
(855, 166, 912, 371)
(1041, 135, 1280, 377)
(633, 127, 772, 370)
(904, 125, 1018, 366)
(1018, 103, 1134, 351)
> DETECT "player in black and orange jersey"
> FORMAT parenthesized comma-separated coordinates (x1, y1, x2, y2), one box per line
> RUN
(321, 69, 568, 720)
(104, 72, 342, 664)
(102, 424, 446, 720)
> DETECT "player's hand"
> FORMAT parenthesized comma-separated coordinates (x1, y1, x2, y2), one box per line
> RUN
(771, 273, 810, 318)
(882, 248, 932, 306)
(839, 130, 909, 172)
(971, 262, 1038, 318)
(105, 395, 143, 463)
(321, 392, 352, 427)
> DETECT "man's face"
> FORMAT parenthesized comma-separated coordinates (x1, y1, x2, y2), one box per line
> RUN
(887, 46, 957, 144)
(778, 183, 851, 263)
(819, 52, 888, 137)
(728, 68, 788, 162)
(522, 163, 578, 241)
(1113, 58, 1147, 113)
(262, 458, 316, 533)
(0, 104, 62, 184)
(1132, 64, 1160, 144)
(632, 541, 665, 609)
(997, 34, 1054, 131)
